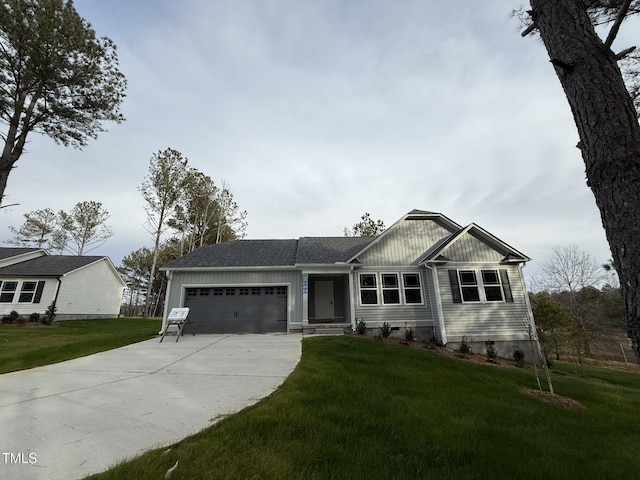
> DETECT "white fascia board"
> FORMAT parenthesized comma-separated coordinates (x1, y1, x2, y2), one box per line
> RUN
(161, 265, 298, 272)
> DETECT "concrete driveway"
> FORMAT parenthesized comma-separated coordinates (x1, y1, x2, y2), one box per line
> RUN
(0, 333, 302, 480)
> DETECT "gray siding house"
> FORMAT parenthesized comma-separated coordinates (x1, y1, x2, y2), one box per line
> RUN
(0, 248, 126, 320)
(161, 210, 539, 358)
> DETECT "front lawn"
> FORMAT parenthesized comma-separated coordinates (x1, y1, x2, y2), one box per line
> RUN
(87, 335, 640, 480)
(0, 317, 162, 374)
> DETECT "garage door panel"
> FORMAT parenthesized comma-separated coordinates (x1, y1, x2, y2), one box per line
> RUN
(184, 286, 287, 334)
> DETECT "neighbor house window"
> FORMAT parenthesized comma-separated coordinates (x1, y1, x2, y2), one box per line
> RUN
(276, 287, 287, 296)
(381, 274, 400, 304)
(0, 281, 18, 302)
(239, 288, 249, 295)
(186, 288, 198, 298)
(265, 287, 275, 295)
(402, 273, 423, 304)
(359, 273, 378, 305)
(18, 282, 37, 303)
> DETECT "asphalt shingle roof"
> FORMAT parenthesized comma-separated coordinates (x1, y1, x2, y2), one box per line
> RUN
(0, 248, 41, 260)
(0, 256, 105, 276)
(163, 236, 377, 269)
(295, 237, 375, 264)
(163, 240, 300, 268)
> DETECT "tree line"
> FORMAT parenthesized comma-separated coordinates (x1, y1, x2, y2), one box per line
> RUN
(530, 245, 627, 365)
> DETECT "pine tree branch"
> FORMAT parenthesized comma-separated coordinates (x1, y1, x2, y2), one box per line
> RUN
(604, 0, 633, 49)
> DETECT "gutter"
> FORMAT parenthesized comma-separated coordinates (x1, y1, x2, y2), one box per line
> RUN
(425, 264, 447, 345)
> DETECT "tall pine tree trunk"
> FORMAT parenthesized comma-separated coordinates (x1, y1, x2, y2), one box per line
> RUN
(530, 0, 640, 359)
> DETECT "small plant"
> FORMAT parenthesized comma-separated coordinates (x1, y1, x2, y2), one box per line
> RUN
(9, 310, 19, 321)
(379, 322, 392, 338)
(42, 301, 57, 326)
(29, 312, 40, 323)
(405, 326, 415, 342)
(356, 319, 367, 335)
(458, 336, 473, 357)
(485, 341, 498, 363)
(512, 348, 526, 367)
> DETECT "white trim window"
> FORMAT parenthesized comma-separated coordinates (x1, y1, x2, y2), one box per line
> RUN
(359, 273, 378, 305)
(18, 281, 38, 303)
(358, 272, 425, 306)
(449, 269, 513, 303)
(381, 274, 400, 304)
(402, 273, 423, 304)
(0, 281, 18, 303)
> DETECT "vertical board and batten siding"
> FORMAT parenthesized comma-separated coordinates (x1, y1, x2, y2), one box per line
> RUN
(352, 268, 434, 326)
(358, 219, 454, 266)
(167, 269, 303, 325)
(444, 231, 504, 263)
(56, 260, 125, 318)
(436, 264, 532, 342)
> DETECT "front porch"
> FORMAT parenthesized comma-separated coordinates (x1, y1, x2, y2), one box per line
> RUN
(302, 273, 353, 333)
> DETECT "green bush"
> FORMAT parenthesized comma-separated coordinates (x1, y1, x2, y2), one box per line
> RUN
(485, 341, 497, 363)
(458, 336, 473, 357)
(405, 326, 415, 342)
(379, 322, 392, 338)
(42, 301, 57, 326)
(29, 312, 40, 323)
(356, 319, 367, 335)
(512, 348, 526, 367)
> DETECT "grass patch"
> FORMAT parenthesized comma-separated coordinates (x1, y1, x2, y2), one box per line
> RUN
(0, 317, 161, 374)
(87, 335, 640, 480)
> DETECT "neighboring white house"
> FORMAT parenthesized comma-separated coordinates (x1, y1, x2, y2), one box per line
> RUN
(161, 210, 541, 361)
(0, 248, 126, 320)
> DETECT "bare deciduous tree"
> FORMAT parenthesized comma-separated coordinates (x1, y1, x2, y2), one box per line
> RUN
(139, 148, 188, 317)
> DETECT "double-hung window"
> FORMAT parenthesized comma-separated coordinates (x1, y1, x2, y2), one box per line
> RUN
(450, 269, 513, 303)
(18, 282, 37, 303)
(359, 272, 424, 306)
(482, 270, 504, 302)
(402, 273, 423, 304)
(0, 281, 17, 303)
(359, 274, 378, 305)
(381, 274, 400, 304)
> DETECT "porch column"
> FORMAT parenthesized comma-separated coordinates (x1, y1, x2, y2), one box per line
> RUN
(302, 273, 309, 326)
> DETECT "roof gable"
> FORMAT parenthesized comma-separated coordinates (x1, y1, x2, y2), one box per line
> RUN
(0, 255, 111, 277)
(347, 211, 460, 265)
(421, 223, 530, 265)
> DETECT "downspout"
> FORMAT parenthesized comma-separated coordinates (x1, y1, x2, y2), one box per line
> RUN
(159, 270, 173, 335)
(426, 264, 447, 345)
(349, 265, 356, 332)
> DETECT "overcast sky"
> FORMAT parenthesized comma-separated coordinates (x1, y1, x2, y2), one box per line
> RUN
(1, 0, 635, 283)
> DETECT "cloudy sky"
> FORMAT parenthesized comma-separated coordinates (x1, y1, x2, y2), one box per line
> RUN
(1, 0, 635, 282)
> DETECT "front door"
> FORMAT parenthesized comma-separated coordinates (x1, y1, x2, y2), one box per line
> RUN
(315, 281, 334, 321)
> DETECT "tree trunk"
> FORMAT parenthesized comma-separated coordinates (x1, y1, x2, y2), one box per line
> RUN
(530, 0, 640, 360)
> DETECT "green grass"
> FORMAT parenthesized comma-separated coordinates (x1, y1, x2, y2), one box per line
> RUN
(0, 317, 161, 374)
(86, 336, 640, 480)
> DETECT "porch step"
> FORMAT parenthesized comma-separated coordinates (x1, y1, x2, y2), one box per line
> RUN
(303, 324, 350, 335)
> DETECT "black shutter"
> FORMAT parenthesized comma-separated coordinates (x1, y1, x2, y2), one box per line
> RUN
(448, 270, 462, 303)
(33, 281, 46, 303)
(499, 270, 513, 303)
